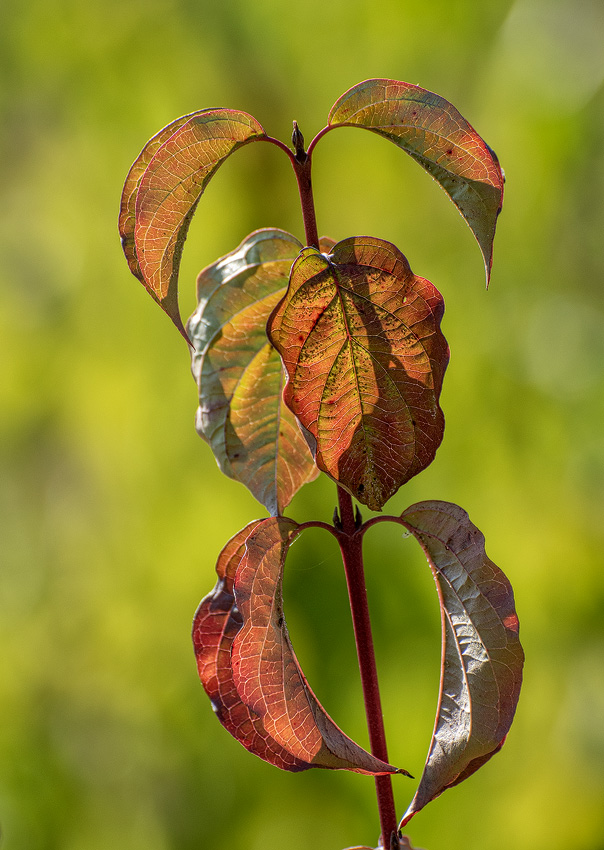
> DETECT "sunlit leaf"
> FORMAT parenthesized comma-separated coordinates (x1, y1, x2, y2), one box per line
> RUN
(192, 520, 310, 771)
(119, 113, 196, 283)
(188, 229, 318, 516)
(232, 517, 408, 775)
(120, 109, 267, 339)
(268, 237, 449, 510)
(397, 501, 524, 826)
(328, 79, 504, 283)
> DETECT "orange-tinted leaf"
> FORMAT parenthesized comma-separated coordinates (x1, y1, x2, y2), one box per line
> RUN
(188, 229, 318, 516)
(328, 79, 504, 283)
(232, 518, 406, 775)
(268, 237, 449, 511)
(398, 501, 524, 826)
(192, 520, 309, 771)
(119, 113, 197, 284)
(121, 109, 267, 339)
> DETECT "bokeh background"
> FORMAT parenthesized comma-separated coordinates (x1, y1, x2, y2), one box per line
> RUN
(2, 0, 604, 848)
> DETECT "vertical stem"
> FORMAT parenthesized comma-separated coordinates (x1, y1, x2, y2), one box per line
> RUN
(290, 129, 397, 846)
(337, 487, 398, 849)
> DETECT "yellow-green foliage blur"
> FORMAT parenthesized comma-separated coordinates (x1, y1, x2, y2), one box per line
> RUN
(2, 0, 604, 848)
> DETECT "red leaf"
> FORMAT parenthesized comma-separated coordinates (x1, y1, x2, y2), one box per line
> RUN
(188, 229, 318, 515)
(119, 109, 267, 340)
(192, 521, 309, 771)
(398, 501, 524, 826)
(268, 237, 449, 510)
(327, 79, 504, 284)
(232, 518, 405, 774)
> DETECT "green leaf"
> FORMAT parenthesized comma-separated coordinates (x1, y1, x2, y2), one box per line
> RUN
(398, 501, 524, 826)
(119, 109, 267, 340)
(268, 237, 449, 510)
(188, 229, 318, 516)
(192, 520, 310, 771)
(328, 79, 504, 283)
(232, 518, 408, 775)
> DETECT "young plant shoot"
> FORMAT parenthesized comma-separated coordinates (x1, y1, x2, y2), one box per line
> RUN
(119, 78, 524, 850)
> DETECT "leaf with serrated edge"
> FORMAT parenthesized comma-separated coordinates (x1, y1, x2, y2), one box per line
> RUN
(129, 109, 267, 339)
(397, 500, 524, 826)
(188, 228, 319, 516)
(268, 237, 449, 511)
(192, 520, 309, 771)
(328, 79, 504, 283)
(232, 517, 408, 775)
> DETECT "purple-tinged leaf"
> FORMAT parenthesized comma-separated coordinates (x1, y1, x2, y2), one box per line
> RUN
(192, 521, 309, 771)
(397, 501, 524, 825)
(120, 109, 267, 339)
(268, 237, 448, 510)
(328, 79, 504, 283)
(232, 518, 408, 775)
(188, 229, 318, 515)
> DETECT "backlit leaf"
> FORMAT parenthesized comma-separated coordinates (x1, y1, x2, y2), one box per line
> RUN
(187, 228, 319, 516)
(328, 79, 504, 283)
(120, 109, 267, 339)
(232, 517, 406, 775)
(397, 501, 524, 825)
(268, 237, 449, 510)
(192, 521, 309, 771)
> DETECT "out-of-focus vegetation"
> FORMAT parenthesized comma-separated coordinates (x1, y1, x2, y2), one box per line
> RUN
(1, 0, 604, 848)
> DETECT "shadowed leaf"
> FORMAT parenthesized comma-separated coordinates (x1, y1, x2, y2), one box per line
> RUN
(328, 79, 504, 283)
(188, 229, 318, 515)
(192, 520, 310, 771)
(120, 109, 267, 339)
(232, 518, 408, 775)
(397, 501, 524, 826)
(268, 237, 449, 510)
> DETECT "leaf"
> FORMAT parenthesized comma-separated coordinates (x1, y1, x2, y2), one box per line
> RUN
(188, 229, 318, 516)
(192, 520, 310, 772)
(328, 79, 504, 283)
(397, 501, 524, 826)
(232, 517, 407, 775)
(120, 109, 267, 339)
(268, 237, 449, 511)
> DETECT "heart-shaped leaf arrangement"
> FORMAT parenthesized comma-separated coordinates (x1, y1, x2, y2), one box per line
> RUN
(120, 78, 521, 850)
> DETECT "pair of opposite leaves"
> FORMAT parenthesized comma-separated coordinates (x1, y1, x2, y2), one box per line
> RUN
(192, 502, 524, 826)
(119, 77, 504, 514)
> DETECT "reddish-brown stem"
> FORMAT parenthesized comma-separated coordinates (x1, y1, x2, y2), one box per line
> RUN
(291, 129, 397, 846)
(337, 486, 398, 849)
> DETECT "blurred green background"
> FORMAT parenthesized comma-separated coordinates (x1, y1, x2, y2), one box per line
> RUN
(2, 0, 604, 848)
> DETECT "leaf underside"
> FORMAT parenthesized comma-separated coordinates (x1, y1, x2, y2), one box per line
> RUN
(268, 236, 449, 510)
(398, 500, 524, 826)
(328, 79, 504, 283)
(192, 520, 309, 771)
(119, 109, 267, 339)
(188, 228, 319, 516)
(194, 518, 404, 775)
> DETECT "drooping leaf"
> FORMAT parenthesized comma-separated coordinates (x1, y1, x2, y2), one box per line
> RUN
(268, 237, 449, 511)
(188, 229, 318, 516)
(192, 520, 310, 772)
(327, 79, 504, 283)
(120, 109, 267, 339)
(232, 517, 408, 775)
(397, 501, 524, 826)
(119, 113, 197, 283)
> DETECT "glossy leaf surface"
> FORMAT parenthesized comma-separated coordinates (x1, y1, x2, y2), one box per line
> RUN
(188, 229, 318, 515)
(328, 79, 504, 283)
(268, 237, 448, 510)
(193, 521, 310, 771)
(232, 518, 404, 775)
(397, 501, 524, 825)
(120, 109, 267, 338)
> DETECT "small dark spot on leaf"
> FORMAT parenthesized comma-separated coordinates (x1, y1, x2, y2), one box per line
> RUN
(446, 149, 453, 156)
(358, 484, 365, 493)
